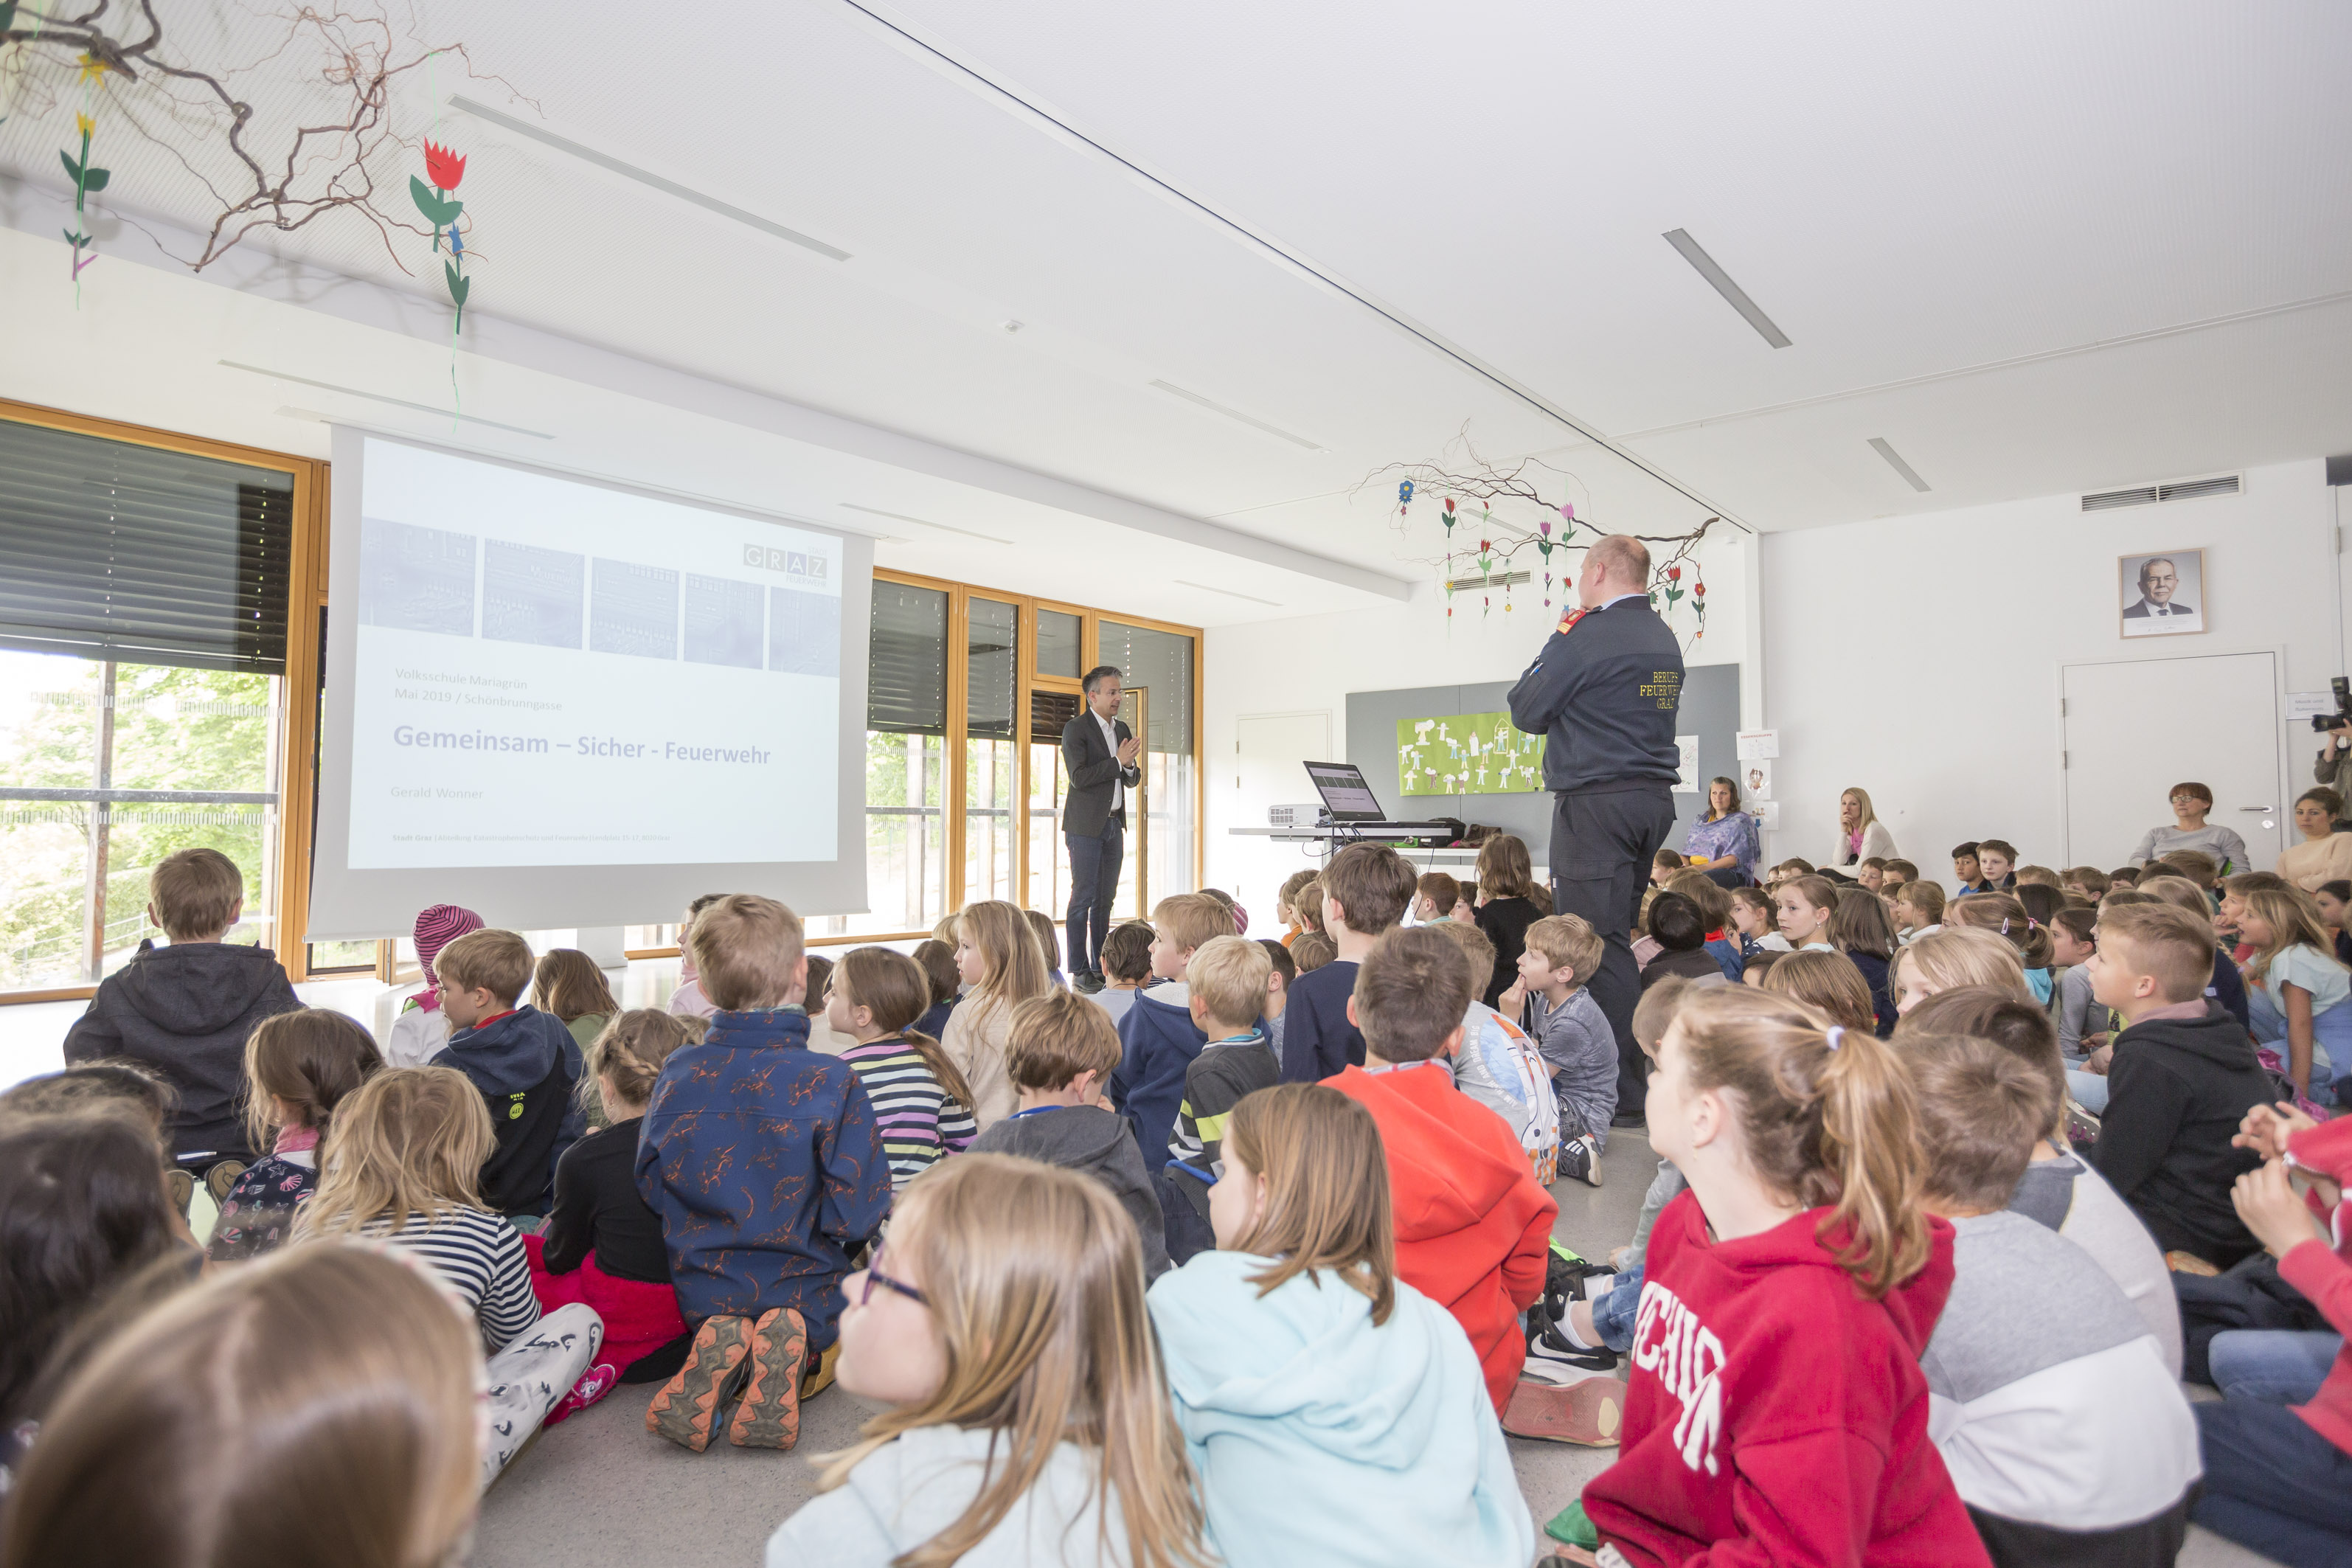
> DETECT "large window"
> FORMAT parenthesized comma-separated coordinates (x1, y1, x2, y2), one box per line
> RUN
(810, 573, 1201, 944)
(0, 405, 324, 998)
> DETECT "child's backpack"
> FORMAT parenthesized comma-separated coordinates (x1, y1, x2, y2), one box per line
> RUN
(1452, 1002, 1561, 1185)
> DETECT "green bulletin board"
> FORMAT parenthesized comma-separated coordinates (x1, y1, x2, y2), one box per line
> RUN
(1395, 711, 1545, 796)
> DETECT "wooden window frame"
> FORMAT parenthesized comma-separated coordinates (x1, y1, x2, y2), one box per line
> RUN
(0, 397, 330, 999)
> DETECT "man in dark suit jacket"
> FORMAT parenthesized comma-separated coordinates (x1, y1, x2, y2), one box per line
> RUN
(1062, 665, 1141, 991)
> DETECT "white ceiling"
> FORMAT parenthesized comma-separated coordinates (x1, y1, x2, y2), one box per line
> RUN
(2, 0, 2348, 621)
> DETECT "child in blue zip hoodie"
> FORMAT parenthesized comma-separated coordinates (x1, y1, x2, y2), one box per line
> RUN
(1147, 1082, 1534, 1568)
(429, 929, 585, 1218)
(636, 895, 891, 1453)
(1111, 892, 1238, 1174)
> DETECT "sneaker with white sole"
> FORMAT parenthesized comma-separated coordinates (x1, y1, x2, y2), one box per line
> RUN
(1558, 1134, 1604, 1188)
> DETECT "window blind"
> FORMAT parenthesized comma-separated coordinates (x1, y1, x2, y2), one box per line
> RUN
(868, 580, 948, 735)
(0, 417, 295, 675)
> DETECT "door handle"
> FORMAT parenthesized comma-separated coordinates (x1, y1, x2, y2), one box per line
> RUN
(2239, 806, 2275, 812)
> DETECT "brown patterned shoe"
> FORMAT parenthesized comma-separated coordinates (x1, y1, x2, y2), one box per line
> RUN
(645, 1316, 751, 1452)
(727, 1308, 808, 1449)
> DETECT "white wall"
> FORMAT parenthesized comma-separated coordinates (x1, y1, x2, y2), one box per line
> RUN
(1201, 530, 1752, 892)
(1760, 457, 2342, 875)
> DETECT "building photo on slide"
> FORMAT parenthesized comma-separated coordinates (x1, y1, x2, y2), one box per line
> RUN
(7, 5, 2352, 1567)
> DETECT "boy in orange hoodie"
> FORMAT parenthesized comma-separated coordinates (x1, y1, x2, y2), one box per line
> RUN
(1331, 924, 1558, 1415)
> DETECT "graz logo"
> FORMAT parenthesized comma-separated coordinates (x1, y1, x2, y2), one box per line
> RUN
(742, 544, 829, 584)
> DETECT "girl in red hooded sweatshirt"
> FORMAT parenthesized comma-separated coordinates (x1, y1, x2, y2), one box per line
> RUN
(1570, 985, 1988, 1568)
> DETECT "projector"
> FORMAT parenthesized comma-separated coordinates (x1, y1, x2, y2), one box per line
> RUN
(1268, 803, 1327, 828)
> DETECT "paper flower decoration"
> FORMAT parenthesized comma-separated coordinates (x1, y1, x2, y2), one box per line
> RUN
(411, 140, 473, 330)
(424, 140, 468, 192)
(60, 110, 109, 281)
(1398, 479, 1414, 510)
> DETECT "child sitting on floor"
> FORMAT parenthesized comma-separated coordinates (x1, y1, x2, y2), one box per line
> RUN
(1729, 885, 1789, 954)
(1331, 926, 1557, 1418)
(1283, 844, 1417, 1081)
(62, 846, 301, 1169)
(1772, 874, 1839, 953)
(1758, 948, 1878, 1035)
(531, 1010, 701, 1387)
(1905, 1032, 2199, 1566)
(294, 1066, 604, 1481)
(1828, 885, 1901, 1035)
(636, 894, 890, 1453)
(207, 1008, 381, 1263)
(1573, 985, 1989, 1567)
(1148, 1083, 1538, 1568)
(943, 900, 1055, 1130)
(1159, 936, 1278, 1267)
(2087, 902, 2273, 1269)
(1278, 867, 1319, 945)
(384, 903, 485, 1068)
(1257, 938, 1294, 1061)
(2235, 885, 2352, 1104)
(665, 892, 727, 1021)
(1088, 920, 1156, 1030)
(827, 947, 976, 1190)
(972, 989, 1171, 1280)
(428, 927, 586, 1218)
(1895, 986, 2179, 1373)
(2193, 1100, 2352, 1565)
(1499, 912, 1616, 1188)
(1113, 893, 1241, 1170)
(1, 1246, 485, 1568)
(763, 1156, 1209, 1568)
(1947, 892, 2056, 1004)
(909, 938, 960, 1041)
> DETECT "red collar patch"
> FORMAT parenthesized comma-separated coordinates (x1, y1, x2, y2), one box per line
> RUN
(1554, 607, 1589, 635)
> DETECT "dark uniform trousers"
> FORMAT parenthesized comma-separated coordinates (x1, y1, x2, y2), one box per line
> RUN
(1550, 783, 1679, 1121)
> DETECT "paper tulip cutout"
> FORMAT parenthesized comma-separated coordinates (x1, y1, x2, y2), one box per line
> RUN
(412, 139, 471, 330)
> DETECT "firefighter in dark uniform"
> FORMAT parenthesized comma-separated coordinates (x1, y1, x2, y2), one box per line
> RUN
(1507, 535, 1685, 1123)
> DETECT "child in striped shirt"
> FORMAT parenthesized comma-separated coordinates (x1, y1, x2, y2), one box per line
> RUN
(827, 946, 978, 1190)
(293, 1064, 606, 1481)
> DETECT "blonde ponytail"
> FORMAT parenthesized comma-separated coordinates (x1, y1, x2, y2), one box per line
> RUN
(1673, 986, 1932, 1299)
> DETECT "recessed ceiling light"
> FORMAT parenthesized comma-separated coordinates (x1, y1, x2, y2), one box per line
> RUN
(1662, 229, 1791, 349)
(1148, 380, 1324, 451)
(839, 502, 1013, 545)
(448, 94, 850, 262)
(1867, 437, 1932, 493)
(1174, 579, 1283, 606)
(219, 361, 555, 437)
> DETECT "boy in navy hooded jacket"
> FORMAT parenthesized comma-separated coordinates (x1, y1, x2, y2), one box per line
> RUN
(429, 928, 584, 1216)
(1111, 892, 1237, 1173)
(636, 895, 890, 1452)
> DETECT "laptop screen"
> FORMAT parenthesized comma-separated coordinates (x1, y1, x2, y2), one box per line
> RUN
(1303, 761, 1384, 822)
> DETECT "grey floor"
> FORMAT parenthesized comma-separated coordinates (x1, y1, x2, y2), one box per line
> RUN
(474, 1130, 2282, 1567)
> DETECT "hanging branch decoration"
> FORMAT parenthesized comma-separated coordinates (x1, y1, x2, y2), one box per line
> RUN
(1363, 446, 1719, 647)
(412, 139, 469, 330)
(0, 2, 523, 278)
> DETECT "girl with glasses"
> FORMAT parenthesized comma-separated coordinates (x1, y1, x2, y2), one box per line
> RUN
(765, 1155, 1207, 1568)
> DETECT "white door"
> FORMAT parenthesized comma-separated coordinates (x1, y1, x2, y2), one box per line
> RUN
(1230, 711, 1331, 918)
(2061, 652, 2283, 871)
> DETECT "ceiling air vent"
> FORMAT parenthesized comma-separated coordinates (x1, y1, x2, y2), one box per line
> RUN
(2081, 471, 2241, 512)
(2159, 473, 2242, 503)
(1446, 570, 1532, 592)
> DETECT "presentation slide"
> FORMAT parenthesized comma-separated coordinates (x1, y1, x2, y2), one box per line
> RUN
(308, 431, 873, 939)
(349, 440, 836, 868)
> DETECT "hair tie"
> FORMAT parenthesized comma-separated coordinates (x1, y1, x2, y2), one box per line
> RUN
(1825, 1025, 1845, 1052)
(2026, 917, 2039, 929)
(2000, 917, 2012, 934)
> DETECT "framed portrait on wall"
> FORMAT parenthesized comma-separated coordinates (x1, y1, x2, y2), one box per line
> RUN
(2119, 549, 2205, 638)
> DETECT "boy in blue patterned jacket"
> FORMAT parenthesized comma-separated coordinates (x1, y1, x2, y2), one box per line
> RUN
(637, 894, 889, 1453)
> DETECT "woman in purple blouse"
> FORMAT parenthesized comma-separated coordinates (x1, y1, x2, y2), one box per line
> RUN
(1684, 776, 1759, 886)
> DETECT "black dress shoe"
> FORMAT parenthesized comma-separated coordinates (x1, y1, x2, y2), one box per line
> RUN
(1072, 971, 1106, 993)
(1609, 1111, 1647, 1129)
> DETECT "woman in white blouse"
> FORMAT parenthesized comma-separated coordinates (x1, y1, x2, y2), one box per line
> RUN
(1833, 787, 1898, 867)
